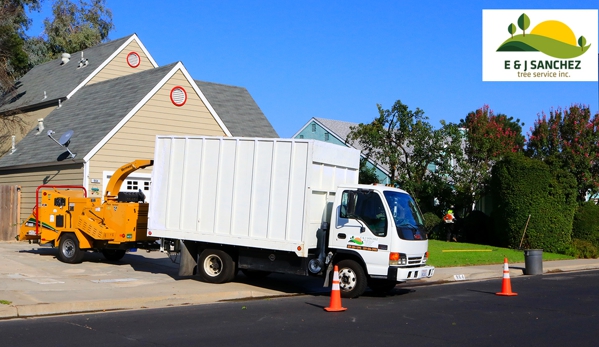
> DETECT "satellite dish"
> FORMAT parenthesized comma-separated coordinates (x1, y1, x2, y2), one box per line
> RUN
(47, 129, 77, 159)
(58, 129, 74, 146)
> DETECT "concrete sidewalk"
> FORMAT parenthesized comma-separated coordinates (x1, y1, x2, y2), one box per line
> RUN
(1, 241, 598, 320)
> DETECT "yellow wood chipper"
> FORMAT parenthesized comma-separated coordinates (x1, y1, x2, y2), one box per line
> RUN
(18, 160, 159, 263)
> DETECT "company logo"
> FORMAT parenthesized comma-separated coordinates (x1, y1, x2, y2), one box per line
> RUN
(349, 236, 364, 245)
(497, 13, 590, 59)
(482, 10, 598, 81)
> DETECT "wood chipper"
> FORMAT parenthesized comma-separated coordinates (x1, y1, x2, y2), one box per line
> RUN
(18, 160, 159, 263)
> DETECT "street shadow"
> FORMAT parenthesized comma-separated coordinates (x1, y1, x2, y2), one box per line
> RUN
(467, 288, 498, 295)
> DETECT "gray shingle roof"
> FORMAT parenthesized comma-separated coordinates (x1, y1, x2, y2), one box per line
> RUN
(195, 80, 278, 138)
(0, 63, 178, 169)
(0, 35, 134, 113)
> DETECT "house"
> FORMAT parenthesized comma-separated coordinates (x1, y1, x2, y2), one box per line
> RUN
(0, 34, 157, 156)
(0, 35, 277, 237)
(293, 117, 391, 184)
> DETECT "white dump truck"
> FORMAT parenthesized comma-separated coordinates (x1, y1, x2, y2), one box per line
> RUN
(148, 136, 434, 298)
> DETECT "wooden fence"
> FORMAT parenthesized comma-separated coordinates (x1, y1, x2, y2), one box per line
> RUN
(0, 185, 20, 241)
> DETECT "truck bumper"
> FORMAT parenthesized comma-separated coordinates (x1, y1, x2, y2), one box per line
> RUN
(387, 265, 435, 282)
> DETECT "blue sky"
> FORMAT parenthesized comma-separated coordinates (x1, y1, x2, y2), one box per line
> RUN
(26, 1, 599, 138)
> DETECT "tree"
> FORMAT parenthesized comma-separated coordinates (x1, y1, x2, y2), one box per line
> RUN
(453, 105, 524, 212)
(1, 0, 114, 156)
(578, 36, 586, 51)
(525, 104, 599, 202)
(518, 13, 530, 37)
(0, 0, 41, 91)
(346, 100, 462, 205)
(507, 23, 516, 39)
(43, 0, 114, 58)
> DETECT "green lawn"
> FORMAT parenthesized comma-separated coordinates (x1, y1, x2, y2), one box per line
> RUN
(427, 240, 574, 268)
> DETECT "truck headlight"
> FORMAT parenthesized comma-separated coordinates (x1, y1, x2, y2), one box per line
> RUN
(389, 252, 407, 266)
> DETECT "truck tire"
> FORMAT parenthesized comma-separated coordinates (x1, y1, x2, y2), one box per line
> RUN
(197, 249, 236, 284)
(336, 259, 367, 298)
(102, 249, 126, 262)
(368, 278, 397, 295)
(57, 233, 85, 264)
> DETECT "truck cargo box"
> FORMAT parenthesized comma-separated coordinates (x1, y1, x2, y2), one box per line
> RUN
(148, 136, 360, 256)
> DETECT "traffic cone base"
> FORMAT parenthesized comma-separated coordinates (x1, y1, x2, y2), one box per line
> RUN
(496, 257, 518, 296)
(325, 265, 347, 312)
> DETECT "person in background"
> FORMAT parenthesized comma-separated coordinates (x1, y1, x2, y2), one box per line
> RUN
(443, 208, 456, 242)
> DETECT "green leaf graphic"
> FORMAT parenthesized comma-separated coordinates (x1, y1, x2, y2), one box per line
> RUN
(508, 23, 517, 38)
(578, 36, 586, 51)
(518, 13, 530, 37)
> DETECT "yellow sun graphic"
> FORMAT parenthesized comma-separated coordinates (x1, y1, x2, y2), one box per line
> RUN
(530, 20, 577, 46)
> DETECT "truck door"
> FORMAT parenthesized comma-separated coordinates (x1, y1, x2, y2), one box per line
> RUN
(333, 189, 390, 277)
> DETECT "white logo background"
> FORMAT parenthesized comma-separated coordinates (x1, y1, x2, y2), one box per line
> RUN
(483, 9, 598, 82)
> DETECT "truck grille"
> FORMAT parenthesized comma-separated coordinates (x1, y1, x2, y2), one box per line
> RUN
(408, 256, 423, 265)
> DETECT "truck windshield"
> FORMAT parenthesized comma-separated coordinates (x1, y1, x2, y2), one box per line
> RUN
(383, 191, 427, 240)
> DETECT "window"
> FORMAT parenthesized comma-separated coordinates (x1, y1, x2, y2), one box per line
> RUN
(324, 132, 329, 141)
(340, 190, 387, 236)
(144, 181, 151, 191)
(127, 180, 138, 190)
(311, 123, 316, 132)
(299, 135, 304, 139)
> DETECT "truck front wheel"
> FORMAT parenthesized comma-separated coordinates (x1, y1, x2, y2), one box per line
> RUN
(336, 259, 367, 298)
(197, 249, 236, 284)
(57, 233, 84, 264)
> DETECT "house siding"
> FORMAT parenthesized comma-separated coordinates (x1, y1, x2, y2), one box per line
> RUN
(0, 163, 83, 220)
(87, 40, 154, 85)
(87, 70, 227, 197)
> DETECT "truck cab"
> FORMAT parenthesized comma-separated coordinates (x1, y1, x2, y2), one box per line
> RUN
(327, 184, 434, 297)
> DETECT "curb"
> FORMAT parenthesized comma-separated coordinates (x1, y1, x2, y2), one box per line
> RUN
(0, 290, 283, 320)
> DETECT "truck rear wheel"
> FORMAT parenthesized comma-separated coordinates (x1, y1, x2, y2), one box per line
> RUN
(57, 233, 84, 264)
(102, 249, 126, 262)
(336, 259, 367, 298)
(197, 249, 236, 284)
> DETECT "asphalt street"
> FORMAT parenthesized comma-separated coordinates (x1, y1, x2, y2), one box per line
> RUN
(1, 270, 598, 346)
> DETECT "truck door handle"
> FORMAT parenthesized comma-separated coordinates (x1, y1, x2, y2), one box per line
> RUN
(338, 233, 346, 239)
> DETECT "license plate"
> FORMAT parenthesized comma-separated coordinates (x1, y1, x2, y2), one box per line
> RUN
(420, 269, 429, 278)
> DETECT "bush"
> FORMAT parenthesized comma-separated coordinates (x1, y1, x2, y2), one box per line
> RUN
(423, 212, 442, 240)
(490, 154, 577, 253)
(565, 239, 599, 259)
(572, 201, 599, 247)
(459, 210, 493, 245)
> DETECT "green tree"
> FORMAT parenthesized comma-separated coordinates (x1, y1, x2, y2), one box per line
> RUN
(43, 0, 114, 58)
(578, 36, 586, 51)
(0, 0, 42, 91)
(453, 105, 524, 212)
(507, 23, 516, 39)
(518, 13, 530, 37)
(346, 100, 461, 204)
(358, 157, 379, 185)
(525, 104, 599, 202)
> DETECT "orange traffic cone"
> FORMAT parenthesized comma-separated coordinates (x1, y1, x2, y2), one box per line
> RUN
(496, 258, 518, 296)
(324, 265, 347, 312)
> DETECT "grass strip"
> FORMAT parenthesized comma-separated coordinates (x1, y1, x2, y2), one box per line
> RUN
(427, 240, 574, 267)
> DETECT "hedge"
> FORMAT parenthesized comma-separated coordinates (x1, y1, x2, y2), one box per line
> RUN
(490, 154, 577, 252)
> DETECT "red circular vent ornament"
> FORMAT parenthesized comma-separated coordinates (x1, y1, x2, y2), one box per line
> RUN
(127, 52, 141, 68)
(170, 86, 187, 106)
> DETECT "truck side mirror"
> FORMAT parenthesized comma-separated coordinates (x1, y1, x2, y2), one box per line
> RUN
(347, 191, 357, 217)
